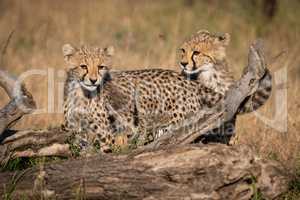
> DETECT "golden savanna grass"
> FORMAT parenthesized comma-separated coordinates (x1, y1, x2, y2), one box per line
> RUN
(0, 0, 299, 177)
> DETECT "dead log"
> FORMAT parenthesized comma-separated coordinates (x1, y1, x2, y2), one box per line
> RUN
(0, 70, 36, 136)
(0, 144, 288, 200)
(0, 69, 54, 164)
(0, 128, 71, 165)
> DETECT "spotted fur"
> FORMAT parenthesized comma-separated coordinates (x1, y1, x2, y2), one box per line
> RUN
(106, 68, 224, 144)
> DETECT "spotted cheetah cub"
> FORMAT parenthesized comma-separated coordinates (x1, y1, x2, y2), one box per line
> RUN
(178, 30, 272, 144)
(179, 30, 272, 114)
(62, 44, 115, 153)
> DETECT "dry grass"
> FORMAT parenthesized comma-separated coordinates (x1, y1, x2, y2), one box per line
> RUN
(0, 0, 299, 177)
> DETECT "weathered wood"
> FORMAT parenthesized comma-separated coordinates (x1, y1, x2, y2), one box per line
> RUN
(0, 70, 36, 136)
(0, 128, 71, 165)
(0, 144, 288, 200)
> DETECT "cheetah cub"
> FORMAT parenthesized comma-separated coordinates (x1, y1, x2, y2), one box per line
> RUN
(62, 44, 116, 153)
(178, 30, 272, 144)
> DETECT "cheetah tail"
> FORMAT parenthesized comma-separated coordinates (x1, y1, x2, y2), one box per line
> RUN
(238, 69, 272, 114)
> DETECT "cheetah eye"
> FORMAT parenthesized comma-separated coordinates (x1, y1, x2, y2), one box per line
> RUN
(80, 64, 88, 69)
(98, 65, 106, 70)
(193, 51, 200, 55)
(218, 36, 226, 41)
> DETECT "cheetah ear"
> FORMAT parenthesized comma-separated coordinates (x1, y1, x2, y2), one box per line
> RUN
(196, 29, 210, 34)
(62, 44, 77, 64)
(103, 46, 114, 57)
(217, 33, 230, 46)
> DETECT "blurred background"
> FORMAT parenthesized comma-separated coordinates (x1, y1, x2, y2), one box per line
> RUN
(0, 0, 299, 182)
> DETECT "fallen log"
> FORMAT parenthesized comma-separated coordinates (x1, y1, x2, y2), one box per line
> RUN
(0, 70, 68, 164)
(0, 128, 71, 165)
(0, 70, 36, 136)
(0, 144, 288, 200)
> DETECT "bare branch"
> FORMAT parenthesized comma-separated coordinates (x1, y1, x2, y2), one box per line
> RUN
(0, 69, 36, 136)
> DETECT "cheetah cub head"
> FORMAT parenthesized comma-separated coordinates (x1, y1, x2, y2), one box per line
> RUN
(179, 30, 230, 76)
(62, 44, 114, 92)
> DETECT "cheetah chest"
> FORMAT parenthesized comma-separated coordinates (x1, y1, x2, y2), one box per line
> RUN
(64, 89, 107, 133)
(198, 68, 229, 95)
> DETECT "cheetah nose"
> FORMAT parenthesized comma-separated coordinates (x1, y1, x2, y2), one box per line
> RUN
(89, 78, 97, 84)
(181, 62, 188, 68)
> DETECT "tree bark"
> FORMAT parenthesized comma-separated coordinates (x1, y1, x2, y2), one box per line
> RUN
(0, 144, 288, 200)
(0, 128, 71, 165)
